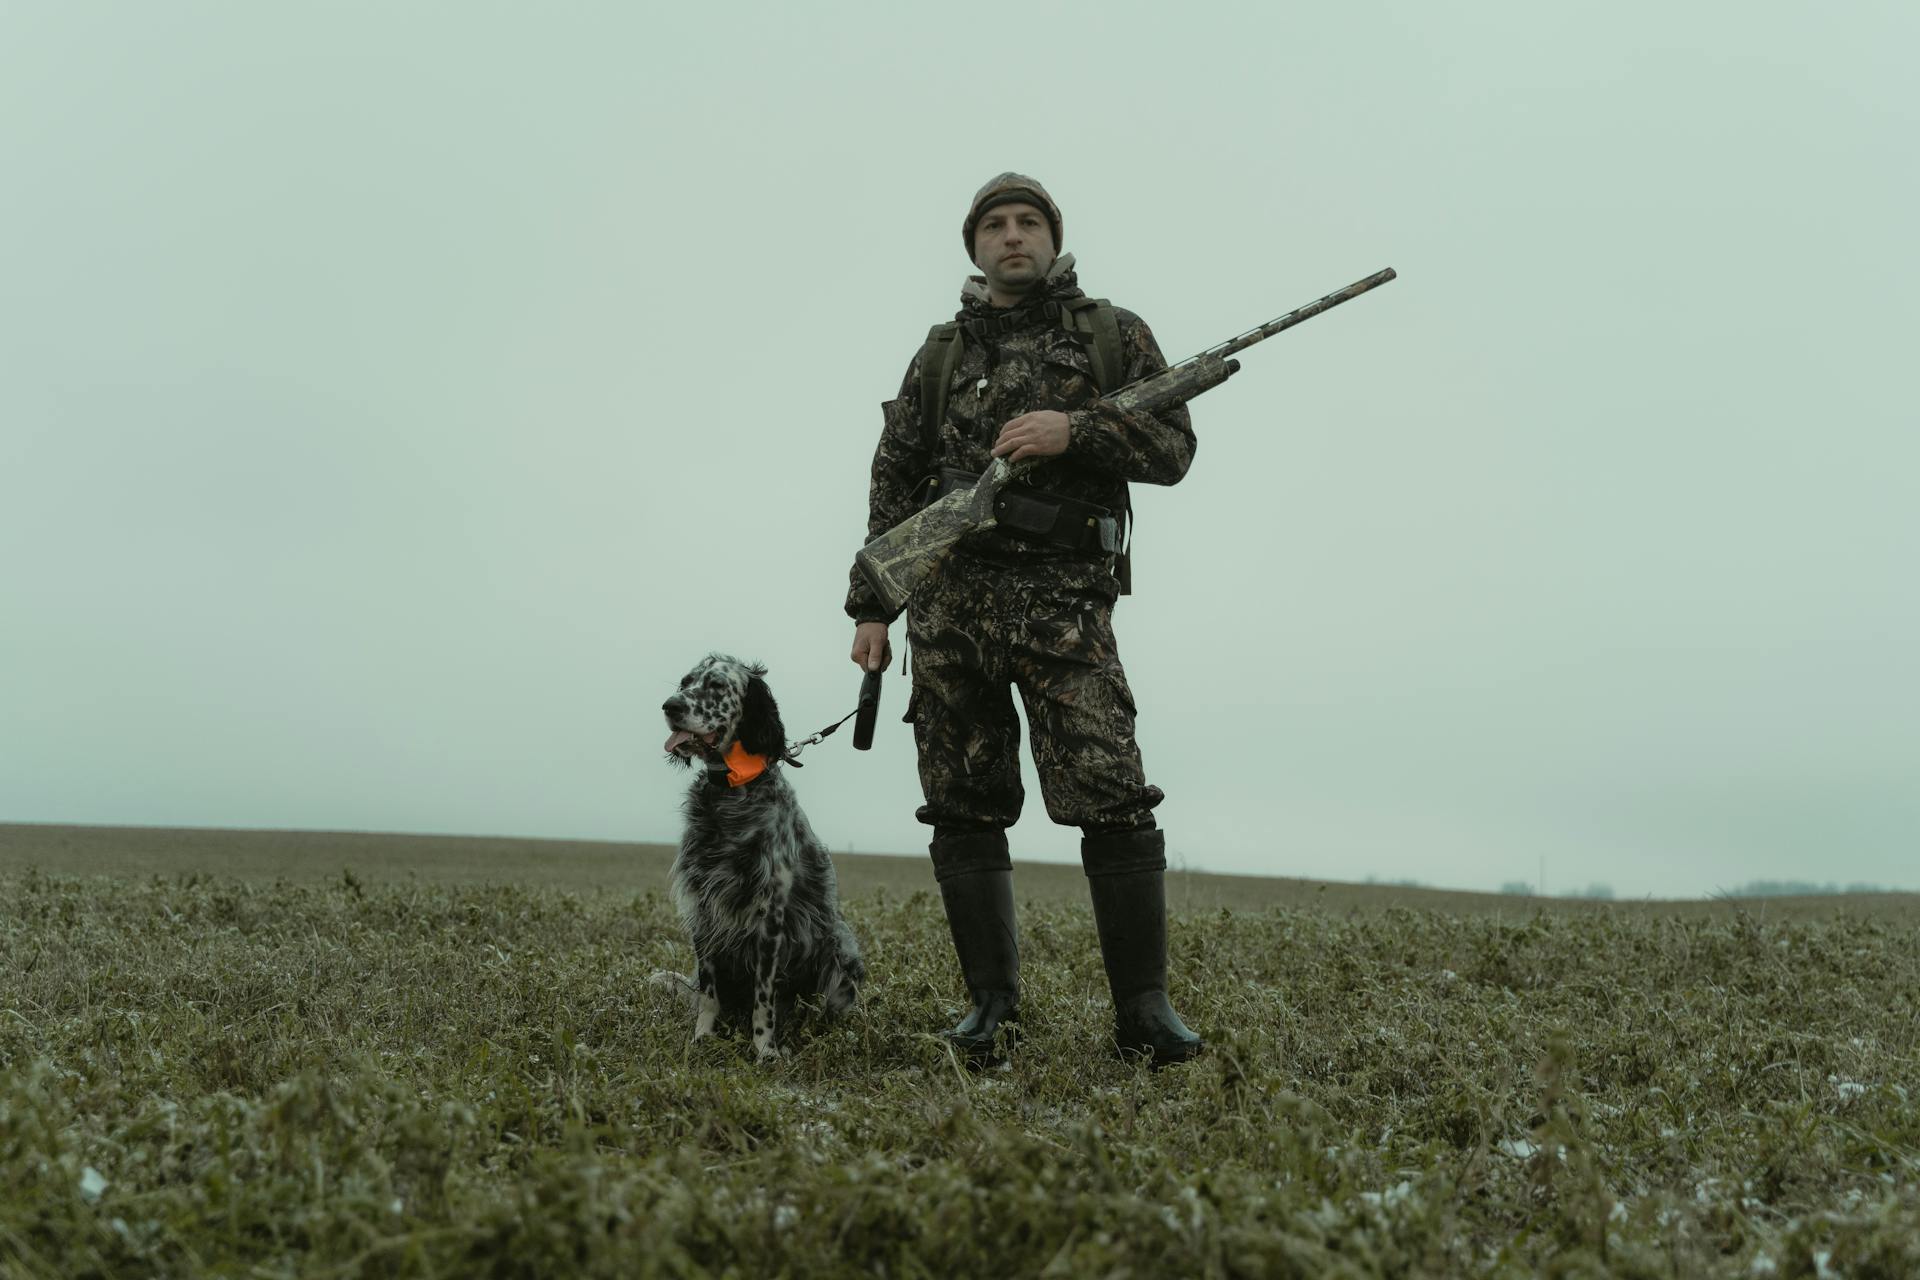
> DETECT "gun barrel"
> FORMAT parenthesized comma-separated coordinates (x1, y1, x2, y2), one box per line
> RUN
(1210, 267, 1396, 361)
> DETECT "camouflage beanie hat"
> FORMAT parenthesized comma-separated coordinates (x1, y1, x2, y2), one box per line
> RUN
(963, 172, 1063, 262)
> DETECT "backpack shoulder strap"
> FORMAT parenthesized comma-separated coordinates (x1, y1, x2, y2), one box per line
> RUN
(1059, 298, 1135, 595)
(918, 322, 964, 453)
(1060, 297, 1124, 393)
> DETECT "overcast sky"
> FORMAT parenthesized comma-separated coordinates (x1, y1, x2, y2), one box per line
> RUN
(3, 2, 1914, 898)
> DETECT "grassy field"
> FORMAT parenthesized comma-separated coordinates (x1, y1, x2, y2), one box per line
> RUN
(3, 826, 1917, 1277)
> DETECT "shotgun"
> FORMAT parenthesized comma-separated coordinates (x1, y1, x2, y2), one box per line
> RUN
(853, 267, 1397, 617)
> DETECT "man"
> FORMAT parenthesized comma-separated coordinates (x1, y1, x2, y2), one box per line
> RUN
(845, 173, 1202, 1066)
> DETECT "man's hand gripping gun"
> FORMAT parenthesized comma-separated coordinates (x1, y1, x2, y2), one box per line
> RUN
(852, 267, 1397, 618)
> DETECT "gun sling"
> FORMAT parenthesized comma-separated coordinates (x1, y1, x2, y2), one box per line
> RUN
(922, 466, 1119, 555)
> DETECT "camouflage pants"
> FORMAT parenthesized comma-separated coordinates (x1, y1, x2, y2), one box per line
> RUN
(905, 553, 1164, 837)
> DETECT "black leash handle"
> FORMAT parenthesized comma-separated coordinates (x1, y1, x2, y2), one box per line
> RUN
(779, 670, 884, 764)
(853, 670, 883, 750)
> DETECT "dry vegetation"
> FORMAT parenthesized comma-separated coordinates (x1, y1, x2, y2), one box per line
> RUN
(2, 825, 1916, 1277)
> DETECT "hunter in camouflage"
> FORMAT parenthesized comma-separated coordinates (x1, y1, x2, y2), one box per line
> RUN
(845, 173, 1204, 1067)
(843, 255, 1194, 618)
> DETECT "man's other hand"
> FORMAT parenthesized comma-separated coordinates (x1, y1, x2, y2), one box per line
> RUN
(852, 621, 892, 672)
(991, 410, 1070, 462)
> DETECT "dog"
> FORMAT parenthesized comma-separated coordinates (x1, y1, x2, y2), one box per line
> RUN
(659, 653, 865, 1060)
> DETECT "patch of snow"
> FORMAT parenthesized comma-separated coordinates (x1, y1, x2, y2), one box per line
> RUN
(1359, 1181, 1414, 1208)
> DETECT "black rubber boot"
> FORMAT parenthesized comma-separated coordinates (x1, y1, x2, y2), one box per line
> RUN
(1082, 828, 1203, 1067)
(930, 830, 1019, 1064)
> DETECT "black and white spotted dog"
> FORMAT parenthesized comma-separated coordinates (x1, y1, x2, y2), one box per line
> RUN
(659, 653, 864, 1060)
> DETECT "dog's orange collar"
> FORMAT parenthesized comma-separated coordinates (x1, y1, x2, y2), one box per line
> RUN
(723, 742, 769, 787)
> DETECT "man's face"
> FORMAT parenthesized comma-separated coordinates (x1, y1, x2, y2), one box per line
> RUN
(972, 201, 1055, 295)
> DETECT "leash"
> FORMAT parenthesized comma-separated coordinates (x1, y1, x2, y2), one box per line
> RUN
(780, 708, 859, 766)
(783, 669, 885, 765)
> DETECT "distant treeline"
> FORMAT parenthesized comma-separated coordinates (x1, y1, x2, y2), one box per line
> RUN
(1494, 879, 1899, 900)
(1719, 879, 1895, 897)
(1501, 881, 1618, 899)
(1370, 877, 1901, 900)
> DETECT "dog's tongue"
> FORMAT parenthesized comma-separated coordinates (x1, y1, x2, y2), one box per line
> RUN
(664, 730, 695, 755)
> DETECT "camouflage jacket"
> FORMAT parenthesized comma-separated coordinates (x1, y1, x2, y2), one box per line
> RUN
(845, 258, 1196, 623)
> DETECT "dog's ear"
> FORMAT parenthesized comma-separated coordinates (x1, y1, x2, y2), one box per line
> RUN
(738, 672, 786, 758)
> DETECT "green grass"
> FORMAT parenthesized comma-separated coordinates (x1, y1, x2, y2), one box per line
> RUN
(3, 856, 1918, 1276)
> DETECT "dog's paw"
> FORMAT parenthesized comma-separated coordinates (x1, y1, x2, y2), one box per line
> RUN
(753, 1040, 783, 1063)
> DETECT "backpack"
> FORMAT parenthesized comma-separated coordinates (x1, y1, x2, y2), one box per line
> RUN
(915, 296, 1134, 592)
